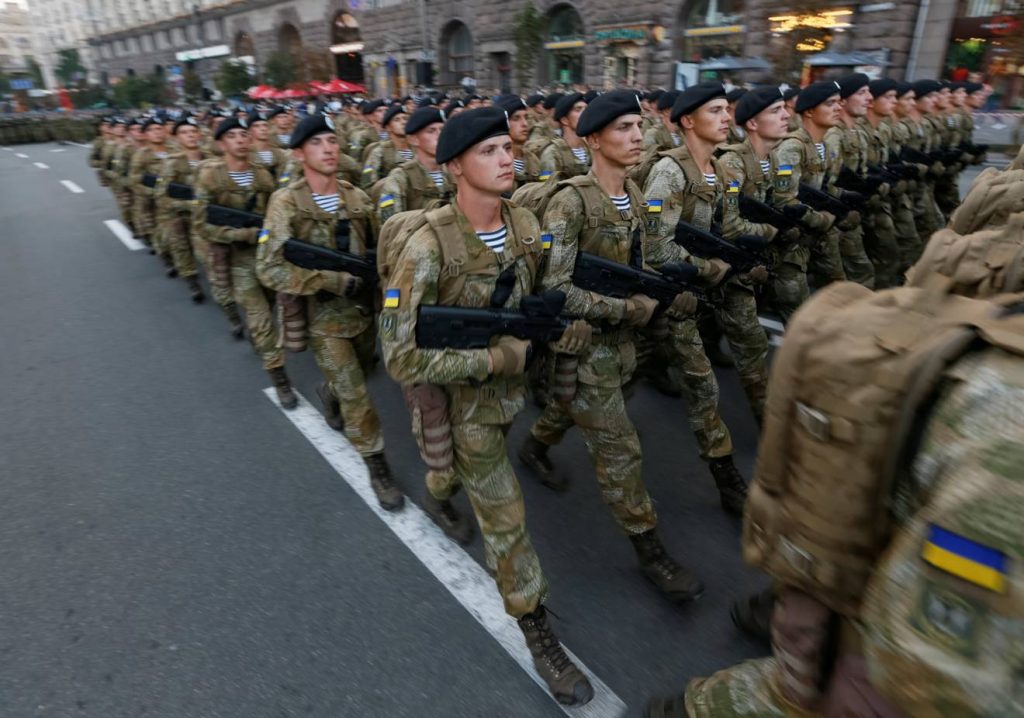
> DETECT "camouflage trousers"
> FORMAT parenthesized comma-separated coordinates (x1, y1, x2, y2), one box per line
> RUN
(837, 224, 876, 289)
(863, 203, 902, 290)
(230, 246, 283, 370)
(934, 169, 961, 216)
(192, 234, 234, 311)
(711, 281, 769, 424)
(808, 227, 846, 289)
(891, 192, 922, 273)
(452, 419, 548, 619)
(162, 212, 198, 278)
(308, 322, 384, 456)
(115, 187, 135, 233)
(685, 589, 906, 718)
(530, 380, 658, 535)
(913, 182, 943, 243)
(133, 193, 158, 249)
(769, 258, 810, 325)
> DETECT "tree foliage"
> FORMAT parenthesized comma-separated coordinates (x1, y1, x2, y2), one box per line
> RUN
(112, 73, 174, 108)
(26, 57, 45, 90)
(263, 51, 297, 88)
(217, 59, 252, 98)
(183, 68, 204, 102)
(513, 1, 544, 93)
(55, 48, 87, 87)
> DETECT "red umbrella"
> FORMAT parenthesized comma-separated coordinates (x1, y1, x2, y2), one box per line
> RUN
(247, 85, 276, 99)
(318, 78, 366, 94)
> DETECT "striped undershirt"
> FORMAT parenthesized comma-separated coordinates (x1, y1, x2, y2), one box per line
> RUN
(571, 147, 588, 164)
(703, 172, 716, 186)
(514, 158, 525, 174)
(671, 133, 681, 146)
(228, 170, 254, 187)
(257, 150, 274, 164)
(397, 148, 414, 161)
(759, 159, 771, 175)
(188, 159, 199, 169)
(155, 151, 167, 159)
(476, 225, 507, 253)
(610, 194, 631, 212)
(277, 134, 291, 146)
(428, 170, 445, 189)
(312, 193, 340, 214)
(378, 131, 389, 140)
(815, 142, 826, 162)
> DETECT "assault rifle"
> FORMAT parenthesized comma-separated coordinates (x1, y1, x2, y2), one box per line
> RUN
(141, 173, 158, 188)
(836, 166, 887, 196)
(798, 184, 859, 222)
(415, 290, 572, 349)
(281, 239, 379, 285)
(673, 220, 770, 276)
(166, 182, 195, 201)
(572, 252, 709, 309)
(738, 195, 802, 231)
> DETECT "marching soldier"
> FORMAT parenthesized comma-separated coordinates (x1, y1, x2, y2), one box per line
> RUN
(130, 117, 173, 263)
(643, 90, 681, 151)
(539, 93, 591, 180)
(247, 109, 290, 182)
(268, 106, 295, 150)
(375, 107, 453, 225)
(360, 105, 414, 187)
(496, 95, 542, 189)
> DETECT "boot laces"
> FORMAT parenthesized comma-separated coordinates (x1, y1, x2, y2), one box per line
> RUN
(525, 614, 573, 674)
(370, 457, 396, 489)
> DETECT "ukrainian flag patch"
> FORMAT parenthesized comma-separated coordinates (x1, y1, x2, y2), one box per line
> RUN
(727, 180, 740, 193)
(363, 165, 374, 174)
(777, 165, 793, 177)
(647, 199, 663, 213)
(541, 233, 552, 250)
(380, 194, 395, 208)
(257, 229, 270, 244)
(383, 288, 401, 308)
(922, 524, 1009, 593)
(539, 170, 553, 182)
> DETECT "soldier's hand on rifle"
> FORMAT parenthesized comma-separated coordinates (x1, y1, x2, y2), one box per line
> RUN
(668, 291, 699, 318)
(781, 203, 809, 222)
(744, 265, 769, 284)
(552, 320, 592, 355)
(780, 226, 803, 244)
(326, 270, 363, 298)
(621, 294, 658, 327)
(836, 209, 861, 231)
(697, 257, 731, 287)
(487, 337, 532, 377)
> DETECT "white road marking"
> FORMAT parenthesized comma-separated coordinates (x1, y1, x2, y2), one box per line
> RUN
(34, 162, 49, 169)
(61, 180, 85, 194)
(50, 148, 67, 153)
(15, 152, 28, 158)
(68, 142, 92, 149)
(757, 316, 785, 334)
(265, 388, 629, 718)
(104, 219, 145, 250)
(1, 147, 12, 151)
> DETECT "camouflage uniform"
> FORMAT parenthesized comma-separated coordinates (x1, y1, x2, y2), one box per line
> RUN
(642, 148, 734, 459)
(360, 139, 413, 187)
(539, 138, 591, 179)
(376, 160, 454, 224)
(512, 147, 543, 190)
(249, 145, 290, 183)
(824, 123, 874, 288)
(855, 117, 905, 288)
(527, 175, 658, 535)
(904, 116, 944, 241)
(157, 152, 209, 283)
(931, 110, 963, 216)
(130, 146, 170, 255)
(886, 117, 926, 267)
(643, 123, 678, 151)
(191, 160, 282, 370)
(90, 136, 110, 187)
(378, 199, 548, 618)
(111, 142, 139, 234)
(524, 121, 556, 157)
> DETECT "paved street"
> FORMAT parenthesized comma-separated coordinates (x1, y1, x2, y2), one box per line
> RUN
(0, 143, 990, 718)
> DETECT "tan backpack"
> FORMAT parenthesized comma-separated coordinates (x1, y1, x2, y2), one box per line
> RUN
(907, 213, 1024, 298)
(744, 278, 1024, 617)
(949, 168, 1024, 234)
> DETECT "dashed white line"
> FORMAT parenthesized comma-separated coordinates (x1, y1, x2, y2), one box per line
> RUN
(61, 180, 85, 194)
(265, 388, 628, 718)
(104, 219, 145, 250)
(50, 148, 67, 153)
(1, 147, 13, 151)
(68, 142, 92, 149)
(15, 152, 28, 158)
(34, 162, 49, 169)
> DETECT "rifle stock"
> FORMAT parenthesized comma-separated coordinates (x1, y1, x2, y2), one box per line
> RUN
(415, 290, 570, 349)
(282, 239, 378, 284)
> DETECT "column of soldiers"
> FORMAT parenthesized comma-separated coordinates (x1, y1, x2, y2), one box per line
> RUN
(78, 75, 1020, 713)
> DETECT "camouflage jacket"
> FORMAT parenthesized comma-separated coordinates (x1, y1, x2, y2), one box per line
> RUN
(190, 159, 275, 246)
(158, 151, 210, 214)
(643, 123, 676, 151)
(513, 147, 543, 189)
(772, 128, 836, 232)
(716, 138, 779, 242)
(129, 146, 170, 198)
(641, 144, 717, 271)
(539, 138, 590, 179)
(361, 139, 413, 188)
(249, 145, 290, 181)
(376, 160, 454, 223)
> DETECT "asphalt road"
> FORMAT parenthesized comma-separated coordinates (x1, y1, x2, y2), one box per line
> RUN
(0, 142, 986, 718)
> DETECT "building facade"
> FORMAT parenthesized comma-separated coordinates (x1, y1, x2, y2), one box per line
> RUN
(25, 0, 101, 89)
(0, 1, 34, 80)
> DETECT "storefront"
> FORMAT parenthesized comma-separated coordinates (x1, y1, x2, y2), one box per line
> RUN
(595, 24, 661, 88)
(945, 10, 1023, 108)
(674, 0, 745, 65)
(543, 5, 585, 85)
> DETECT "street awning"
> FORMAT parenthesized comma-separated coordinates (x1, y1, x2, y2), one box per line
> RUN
(803, 51, 889, 67)
(698, 56, 771, 71)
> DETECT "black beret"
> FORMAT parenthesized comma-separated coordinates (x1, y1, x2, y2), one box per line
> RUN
(895, 81, 914, 97)
(141, 117, 165, 130)
(581, 89, 600, 104)
(267, 106, 288, 120)
(911, 80, 943, 98)
(838, 73, 870, 98)
(173, 116, 201, 133)
(542, 92, 564, 110)
(113, 117, 128, 126)
(795, 80, 842, 113)
(526, 93, 545, 107)
(554, 92, 585, 121)
(656, 90, 680, 111)
(965, 81, 984, 94)
(416, 96, 438, 108)
(436, 107, 509, 165)
(671, 82, 727, 123)
(647, 89, 665, 103)
(214, 116, 249, 140)
(290, 113, 337, 149)
(405, 107, 446, 135)
(361, 99, 386, 115)
(735, 86, 785, 126)
(496, 95, 528, 116)
(443, 98, 465, 113)
(247, 109, 271, 125)
(382, 105, 406, 128)
(868, 78, 899, 97)
(576, 89, 644, 137)
(725, 88, 747, 103)
(781, 87, 800, 102)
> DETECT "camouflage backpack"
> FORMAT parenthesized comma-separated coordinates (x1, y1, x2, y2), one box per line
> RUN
(744, 277, 1024, 618)
(949, 168, 1024, 235)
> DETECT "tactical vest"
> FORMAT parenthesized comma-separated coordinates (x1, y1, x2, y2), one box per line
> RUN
(718, 141, 773, 202)
(203, 160, 275, 212)
(744, 277, 1024, 618)
(786, 129, 829, 189)
(401, 160, 454, 208)
(561, 174, 648, 265)
(286, 176, 374, 255)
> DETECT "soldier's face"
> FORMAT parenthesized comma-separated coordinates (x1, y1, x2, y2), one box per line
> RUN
(372, 107, 387, 126)
(952, 88, 967, 107)
(590, 114, 643, 167)
(683, 98, 730, 144)
(916, 94, 935, 114)
(935, 90, 950, 110)
(409, 123, 442, 157)
(507, 109, 529, 143)
(448, 135, 514, 194)
(129, 126, 144, 142)
(466, 99, 482, 109)
(807, 96, 841, 128)
(219, 128, 251, 158)
(897, 92, 916, 116)
(562, 101, 587, 132)
(273, 115, 293, 133)
(841, 86, 872, 117)
(871, 90, 897, 117)
(145, 125, 166, 144)
(387, 113, 408, 138)
(113, 125, 126, 138)
(296, 132, 339, 175)
(749, 100, 789, 140)
(967, 91, 985, 109)
(175, 125, 200, 149)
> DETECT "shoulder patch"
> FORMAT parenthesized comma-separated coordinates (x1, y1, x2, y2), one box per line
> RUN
(541, 233, 552, 250)
(379, 194, 395, 208)
(647, 199, 663, 213)
(257, 229, 270, 244)
(383, 288, 401, 308)
(727, 180, 740, 193)
(777, 165, 793, 176)
(921, 524, 1008, 593)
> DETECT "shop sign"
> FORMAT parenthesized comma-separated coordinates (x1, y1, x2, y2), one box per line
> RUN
(984, 15, 1019, 36)
(595, 26, 649, 42)
(683, 25, 744, 37)
(544, 39, 585, 50)
(175, 44, 230, 62)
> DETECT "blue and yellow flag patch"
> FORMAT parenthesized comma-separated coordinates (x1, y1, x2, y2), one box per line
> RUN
(379, 194, 395, 208)
(363, 165, 374, 174)
(727, 180, 740, 193)
(539, 170, 553, 182)
(541, 233, 552, 250)
(922, 524, 1009, 593)
(647, 199, 663, 213)
(777, 165, 793, 177)
(257, 229, 270, 244)
(383, 288, 401, 308)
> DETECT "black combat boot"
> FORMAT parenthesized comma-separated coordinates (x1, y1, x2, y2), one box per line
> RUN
(708, 456, 748, 516)
(422, 492, 474, 545)
(315, 381, 344, 431)
(630, 530, 705, 603)
(517, 606, 594, 706)
(518, 434, 568, 492)
(730, 586, 775, 643)
(365, 453, 403, 511)
(224, 303, 244, 340)
(644, 693, 689, 718)
(186, 276, 204, 303)
(162, 254, 178, 277)
(268, 367, 297, 410)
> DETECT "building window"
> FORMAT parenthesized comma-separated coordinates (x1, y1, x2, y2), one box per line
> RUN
(543, 5, 585, 85)
(440, 21, 473, 86)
